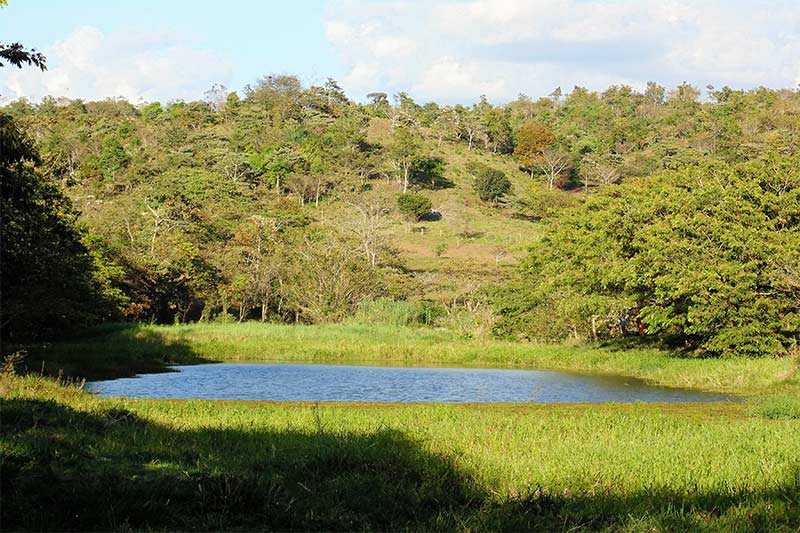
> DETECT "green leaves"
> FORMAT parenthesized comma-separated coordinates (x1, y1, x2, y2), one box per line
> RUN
(497, 153, 800, 357)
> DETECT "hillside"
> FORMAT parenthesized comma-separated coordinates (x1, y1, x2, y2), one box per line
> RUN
(2, 80, 798, 355)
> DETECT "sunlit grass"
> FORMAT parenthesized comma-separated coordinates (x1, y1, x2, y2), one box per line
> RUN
(2, 371, 799, 531)
(20, 322, 800, 394)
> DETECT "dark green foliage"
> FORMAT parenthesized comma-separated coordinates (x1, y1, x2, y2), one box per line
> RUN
(467, 161, 512, 203)
(0, 114, 123, 340)
(396, 192, 432, 221)
(495, 154, 800, 356)
(0, 42, 46, 70)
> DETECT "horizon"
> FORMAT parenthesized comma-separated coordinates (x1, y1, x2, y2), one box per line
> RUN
(2, 0, 799, 105)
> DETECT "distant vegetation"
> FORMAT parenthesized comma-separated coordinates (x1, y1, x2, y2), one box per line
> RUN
(1, 78, 798, 356)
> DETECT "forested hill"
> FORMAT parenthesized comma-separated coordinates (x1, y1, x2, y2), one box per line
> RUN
(2, 78, 798, 356)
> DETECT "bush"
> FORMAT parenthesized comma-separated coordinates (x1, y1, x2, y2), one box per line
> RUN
(397, 193, 432, 221)
(352, 298, 445, 327)
(467, 162, 511, 203)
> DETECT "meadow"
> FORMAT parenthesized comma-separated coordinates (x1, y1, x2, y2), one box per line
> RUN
(3, 322, 800, 531)
(2, 368, 799, 531)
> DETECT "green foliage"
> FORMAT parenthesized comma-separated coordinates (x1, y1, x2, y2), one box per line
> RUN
(496, 154, 800, 357)
(140, 102, 162, 120)
(4, 80, 800, 348)
(396, 192, 432, 221)
(99, 135, 128, 181)
(0, 114, 122, 340)
(467, 161, 512, 203)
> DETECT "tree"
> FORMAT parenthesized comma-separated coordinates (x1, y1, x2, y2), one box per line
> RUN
(0, 43, 46, 70)
(495, 155, 800, 357)
(579, 155, 620, 190)
(538, 148, 571, 189)
(0, 114, 122, 339)
(343, 196, 395, 267)
(396, 192, 431, 221)
(99, 136, 129, 182)
(388, 127, 422, 193)
(467, 161, 511, 204)
(284, 232, 382, 323)
(515, 124, 555, 178)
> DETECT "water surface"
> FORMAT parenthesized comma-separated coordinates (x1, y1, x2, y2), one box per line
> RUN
(86, 363, 735, 403)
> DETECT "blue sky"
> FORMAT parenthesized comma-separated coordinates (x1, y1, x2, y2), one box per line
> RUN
(2, 0, 799, 104)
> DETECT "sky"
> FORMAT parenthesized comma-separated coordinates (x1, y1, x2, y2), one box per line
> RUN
(1, 0, 799, 105)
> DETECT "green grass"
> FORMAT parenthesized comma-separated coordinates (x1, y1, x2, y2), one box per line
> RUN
(2, 372, 799, 531)
(19, 322, 800, 394)
(753, 394, 800, 420)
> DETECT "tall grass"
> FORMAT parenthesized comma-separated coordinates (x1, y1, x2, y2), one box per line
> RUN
(350, 298, 445, 327)
(754, 394, 800, 420)
(17, 322, 799, 393)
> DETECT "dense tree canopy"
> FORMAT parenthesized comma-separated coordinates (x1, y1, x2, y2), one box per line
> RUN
(494, 154, 800, 356)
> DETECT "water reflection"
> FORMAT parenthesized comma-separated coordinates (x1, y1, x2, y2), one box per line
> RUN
(86, 363, 736, 403)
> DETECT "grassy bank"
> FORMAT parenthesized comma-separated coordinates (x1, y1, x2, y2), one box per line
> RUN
(18, 322, 800, 394)
(2, 372, 799, 531)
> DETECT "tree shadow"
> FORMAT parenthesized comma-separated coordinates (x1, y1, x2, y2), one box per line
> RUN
(13, 323, 211, 381)
(1, 398, 481, 531)
(2, 397, 798, 531)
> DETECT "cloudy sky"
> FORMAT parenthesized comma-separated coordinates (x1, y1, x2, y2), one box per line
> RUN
(2, 0, 799, 105)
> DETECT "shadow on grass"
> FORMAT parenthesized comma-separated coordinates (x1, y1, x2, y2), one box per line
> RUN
(1, 398, 479, 531)
(2, 398, 799, 531)
(13, 323, 211, 381)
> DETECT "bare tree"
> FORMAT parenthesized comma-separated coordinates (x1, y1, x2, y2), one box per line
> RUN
(580, 156, 621, 190)
(539, 149, 571, 189)
(143, 199, 186, 259)
(343, 197, 394, 267)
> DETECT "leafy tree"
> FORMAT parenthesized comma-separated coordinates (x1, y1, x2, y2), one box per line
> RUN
(0, 38, 46, 70)
(515, 124, 555, 178)
(0, 114, 122, 339)
(467, 161, 511, 204)
(496, 155, 800, 357)
(397, 192, 432, 221)
(99, 136, 129, 182)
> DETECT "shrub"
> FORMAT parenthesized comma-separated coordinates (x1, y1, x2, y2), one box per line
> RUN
(467, 162, 511, 204)
(397, 193, 432, 221)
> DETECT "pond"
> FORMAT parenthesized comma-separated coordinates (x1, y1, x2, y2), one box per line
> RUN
(85, 363, 736, 403)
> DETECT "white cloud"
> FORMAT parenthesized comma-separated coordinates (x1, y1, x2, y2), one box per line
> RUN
(0, 25, 233, 103)
(324, 0, 800, 103)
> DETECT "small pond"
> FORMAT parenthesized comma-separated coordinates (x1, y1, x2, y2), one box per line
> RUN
(86, 363, 736, 403)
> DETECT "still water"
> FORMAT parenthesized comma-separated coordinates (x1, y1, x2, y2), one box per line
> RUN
(85, 363, 735, 403)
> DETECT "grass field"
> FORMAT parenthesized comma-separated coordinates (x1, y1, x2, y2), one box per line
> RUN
(2, 371, 799, 531)
(4, 323, 800, 531)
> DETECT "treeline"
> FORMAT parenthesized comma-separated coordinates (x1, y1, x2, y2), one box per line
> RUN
(1, 76, 798, 356)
